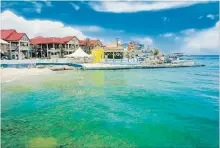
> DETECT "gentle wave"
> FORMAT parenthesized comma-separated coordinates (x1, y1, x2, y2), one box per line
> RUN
(1, 78, 16, 84)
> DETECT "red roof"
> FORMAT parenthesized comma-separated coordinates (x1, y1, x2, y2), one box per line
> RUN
(1, 29, 15, 40)
(79, 40, 86, 46)
(30, 36, 79, 45)
(79, 39, 101, 46)
(7, 32, 25, 41)
(62, 36, 79, 43)
(1, 29, 26, 41)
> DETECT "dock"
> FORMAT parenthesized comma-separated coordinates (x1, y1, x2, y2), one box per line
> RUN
(82, 63, 205, 70)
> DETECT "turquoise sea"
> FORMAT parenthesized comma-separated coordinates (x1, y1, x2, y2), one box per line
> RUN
(1, 55, 219, 148)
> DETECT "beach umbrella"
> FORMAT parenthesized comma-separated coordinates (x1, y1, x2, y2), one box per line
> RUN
(65, 47, 91, 58)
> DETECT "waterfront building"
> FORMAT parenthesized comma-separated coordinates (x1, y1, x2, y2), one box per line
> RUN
(79, 39, 103, 54)
(91, 47, 104, 63)
(0, 39, 9, 59)
(1, 29, 31, 59)
(127, 41, 145, 57)
(127, 42, 144, 52)
(127, 42, 136, 53)
(104, 42, 125, 59)
(30, 36, 80, 58)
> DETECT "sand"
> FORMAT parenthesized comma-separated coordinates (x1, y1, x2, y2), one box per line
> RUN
(1, 68, 52, 83)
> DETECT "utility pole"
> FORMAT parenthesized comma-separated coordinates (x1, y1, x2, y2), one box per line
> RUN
(116, 38, 119, 47)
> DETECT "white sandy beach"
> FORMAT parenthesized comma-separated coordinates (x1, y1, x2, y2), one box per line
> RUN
(1, 68, 52, 83)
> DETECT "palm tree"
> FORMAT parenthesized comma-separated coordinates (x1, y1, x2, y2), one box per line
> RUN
(153, 49, 159, 56)
(149, 49, 154, 55)
(85, 38, 90, 53)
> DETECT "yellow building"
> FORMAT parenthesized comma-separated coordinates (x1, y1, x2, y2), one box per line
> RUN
(91, 47, 104, 62)
(104, 42, 125, 59)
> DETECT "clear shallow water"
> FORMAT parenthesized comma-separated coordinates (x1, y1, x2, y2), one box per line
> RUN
(1, 55, 219, 148)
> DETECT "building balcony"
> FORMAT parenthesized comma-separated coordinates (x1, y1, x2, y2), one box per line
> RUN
(20, 46, 30, 51)
(65, 48, 76, 51)
(49, 48, 60, 53)
(11, 45, 18, 50)
(10, 45, 30, 51)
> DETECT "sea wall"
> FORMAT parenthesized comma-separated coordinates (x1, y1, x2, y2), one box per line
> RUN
(0, 59, 83, 68)
(83, 63, 205, 70)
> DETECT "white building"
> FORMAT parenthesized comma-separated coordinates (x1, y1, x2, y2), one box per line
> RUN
(1, 29, 30, 59)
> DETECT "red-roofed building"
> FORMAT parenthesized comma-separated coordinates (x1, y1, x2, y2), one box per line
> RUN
(79, 38, 103, 54)
(1, 29, 30, 59)
(30, 36, 80, 58)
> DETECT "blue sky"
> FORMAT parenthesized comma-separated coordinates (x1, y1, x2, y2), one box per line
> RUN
(1, 1, 219, 54)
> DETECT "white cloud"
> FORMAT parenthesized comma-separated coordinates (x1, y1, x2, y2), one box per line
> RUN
(175, 37, 180, 40)
(89, 1, 206, 13)
(160, 33, 174, 38)
(76, 26, 103, 32)
(160, 29, 196, 39)
(1, 10, 87, 39)
(21, 1, 52, 13)
(180, 21, 219, 54)
(198, 14, 218, 20)
(40, 0, 53, 7)
(1, 2, 17, 8)
(132, 37, 153, 47)
(44, 1, 52, 7)
(206, 14, 215, 19)
(75, 26, 124, 34)
(70, 3, 80, 11)
(32, 2, 43, 13)
(0, 10, 124, 44)
(180, 29, 196, 35)
(198, 16, 203, 19)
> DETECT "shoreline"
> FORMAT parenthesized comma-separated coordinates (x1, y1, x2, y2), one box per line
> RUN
(0, 62, 205, 83)
(1, 68, 52, 83)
